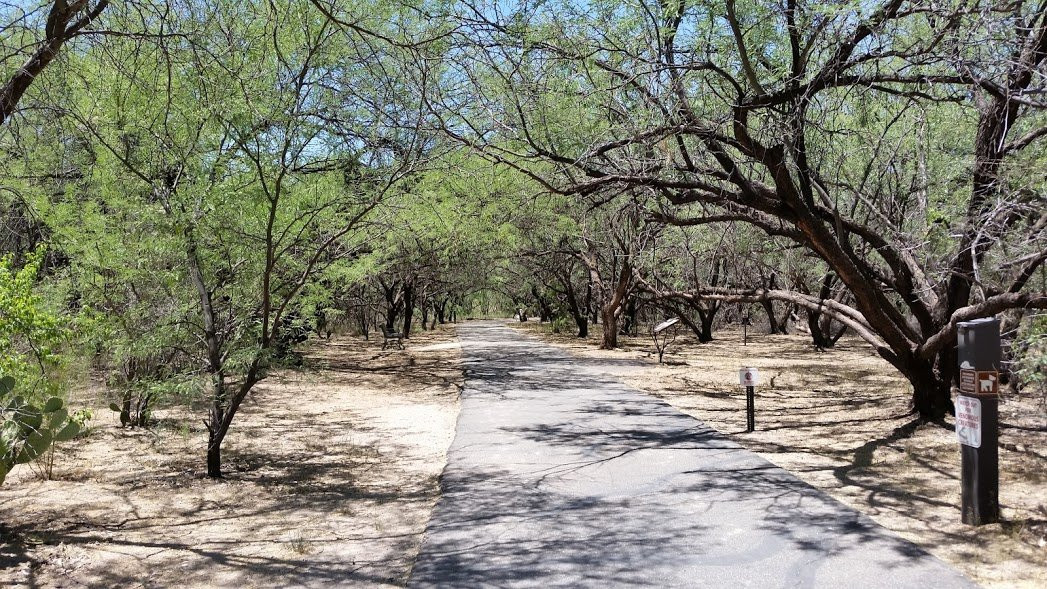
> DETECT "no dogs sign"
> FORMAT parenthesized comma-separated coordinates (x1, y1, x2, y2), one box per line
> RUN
(738, 367, 760, 387)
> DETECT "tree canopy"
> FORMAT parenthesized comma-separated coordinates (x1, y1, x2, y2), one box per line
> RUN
(0, 0, 1045, 478)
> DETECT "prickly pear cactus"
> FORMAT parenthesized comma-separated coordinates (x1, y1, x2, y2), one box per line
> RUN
(0, 375, 83, 485)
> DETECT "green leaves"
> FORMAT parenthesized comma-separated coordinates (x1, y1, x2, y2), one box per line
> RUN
(54, 421, 82, 443)
(0, 376, 88, 485)
(0, 249, 71, 403)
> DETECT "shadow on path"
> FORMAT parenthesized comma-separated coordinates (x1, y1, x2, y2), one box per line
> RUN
(410, 321, 976, 588)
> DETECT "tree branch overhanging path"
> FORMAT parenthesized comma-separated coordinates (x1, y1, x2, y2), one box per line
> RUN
(0, 0, 1044, 488)
(418, 0, 1047, 420)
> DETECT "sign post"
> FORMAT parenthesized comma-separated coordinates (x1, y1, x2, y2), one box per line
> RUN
(956, 317, 1000, 526)
(651, 318, 680, 364)
(739, 367, 759, 432)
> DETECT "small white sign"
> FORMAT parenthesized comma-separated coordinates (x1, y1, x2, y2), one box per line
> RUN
(653, 317, 680, 334)
(955, 396, 981, 448)
(739, 367, 760, 387)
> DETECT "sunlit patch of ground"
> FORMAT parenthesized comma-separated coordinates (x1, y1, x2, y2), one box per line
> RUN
(0, 326, 462, 588)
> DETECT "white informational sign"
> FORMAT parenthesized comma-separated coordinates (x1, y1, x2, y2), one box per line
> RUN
(955, 396, 982, 448)
(738, 367, 760, 387)
(653, 317, 680, 334)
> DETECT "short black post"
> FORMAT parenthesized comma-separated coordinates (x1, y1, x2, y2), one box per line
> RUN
(956, 317, 1000, 526)
(745, 385, 755, 432)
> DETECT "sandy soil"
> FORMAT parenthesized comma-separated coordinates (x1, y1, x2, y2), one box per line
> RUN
(510, 320, 1047, 589)
(0, 325, 462, 588)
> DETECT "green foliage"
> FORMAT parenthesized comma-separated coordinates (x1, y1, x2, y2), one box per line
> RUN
(1013, 314, 1047, 413)
(0, 249, 69, 394)
(550, 316, 572, 335)
(0, 376, 85, 485)
(0, 250, 89, 483)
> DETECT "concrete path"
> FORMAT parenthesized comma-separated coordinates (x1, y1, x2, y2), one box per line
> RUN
(409, 322, 975, 588)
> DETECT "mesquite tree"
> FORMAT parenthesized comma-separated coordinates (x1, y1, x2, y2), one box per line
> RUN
(427, 0, 1047, 419)
(0, 1, 109, 126)
(15, 0, 427, 477)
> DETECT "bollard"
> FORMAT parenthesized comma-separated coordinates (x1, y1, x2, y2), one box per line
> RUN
(956, 317, 1001, 526)
(739, 367, 759, 432)
(745, 385, 755, 432)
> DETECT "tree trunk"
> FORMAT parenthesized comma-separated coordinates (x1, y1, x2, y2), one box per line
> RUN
(402, 282, 415, 338)
(381, 279, 404, 332)
(664, 302, 716, 343)
(762, 299, 789, 334)
(696, 307, 716, 342)
(206, 427, 222, 478)
(809, 311, 847, 349)
(906, 357, 954, 420)
(566, 297, 588, 338)
(588, 284, 599, 326)
(621, 296, 638, 336)
(808, 310, 830, 348)
(205, 373, 228, 479)
(420, 300, 429, 331)
(207, 443, 221, 478)
(560, 274, 589, 337)
(601, 304, 618, 349)
(532, 285, 553, 322)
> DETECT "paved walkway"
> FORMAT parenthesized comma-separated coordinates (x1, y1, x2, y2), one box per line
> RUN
(409, 322, 975, 588)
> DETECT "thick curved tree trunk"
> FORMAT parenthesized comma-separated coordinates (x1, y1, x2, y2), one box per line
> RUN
(761, 300, 786, 334)
(668, 302, 717, 343)
(600, 305, 619, 349)
(904, 356, 954, 419)
(697, 308, 716, 342)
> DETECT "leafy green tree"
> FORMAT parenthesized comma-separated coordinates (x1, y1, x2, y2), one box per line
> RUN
(0, 250, 83, 484)
(9, 0, 429, 477)
(428, 0, 1047, 419)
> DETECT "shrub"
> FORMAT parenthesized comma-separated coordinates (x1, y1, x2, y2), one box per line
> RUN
(0, 376, 84, 484)
(550, 316, 572, 334)
(0, 249, 88, 483)
(1012, 314, 1047, 416)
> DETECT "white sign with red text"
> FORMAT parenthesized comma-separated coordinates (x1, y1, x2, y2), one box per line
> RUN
(955, 396, 982, 448)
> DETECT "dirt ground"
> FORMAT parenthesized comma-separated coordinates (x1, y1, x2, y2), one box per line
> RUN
(0, 326, 462, 588)
(511, 320, 1047, 589)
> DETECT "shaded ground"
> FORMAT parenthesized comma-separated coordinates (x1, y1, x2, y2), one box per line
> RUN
(412, 322, 974, 588)
(511, 321, 1047, 589)
(0, 326, 462, 588)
